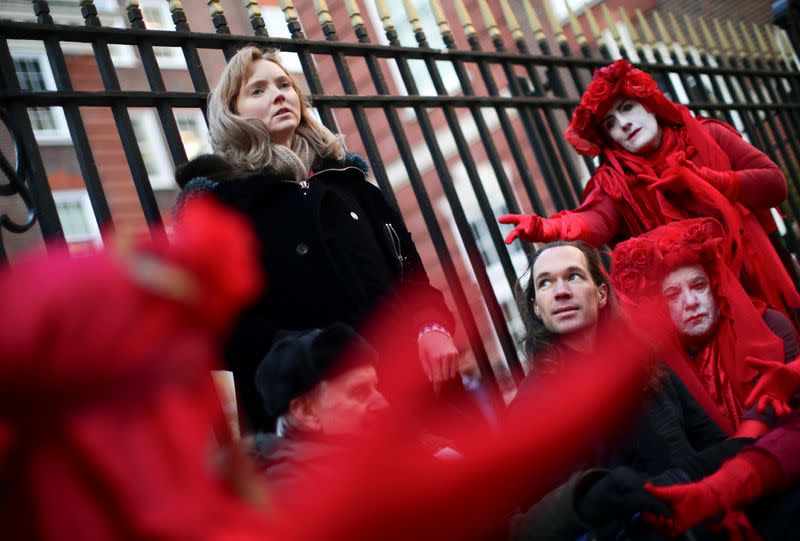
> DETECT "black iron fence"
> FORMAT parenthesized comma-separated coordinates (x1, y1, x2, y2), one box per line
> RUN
(2, 0, 800, 394)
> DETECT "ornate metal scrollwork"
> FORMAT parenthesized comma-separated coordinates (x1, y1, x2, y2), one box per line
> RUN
(0, 108, 38, 234)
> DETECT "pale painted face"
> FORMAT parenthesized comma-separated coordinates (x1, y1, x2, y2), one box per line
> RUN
(532, 245, 608, 337)
(304, 365, 389, 436)
(234, 59, 301, 147)
(661, 264, 719, 340)
(602, 98, 663, 154)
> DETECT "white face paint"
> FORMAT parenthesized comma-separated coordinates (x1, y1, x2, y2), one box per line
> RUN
(602, 98, 663, 154)
(661, 264, 719, 340)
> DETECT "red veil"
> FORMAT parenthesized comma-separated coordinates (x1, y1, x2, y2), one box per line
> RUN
(611, 218, 785, 434)
(566, 59, 800, 325)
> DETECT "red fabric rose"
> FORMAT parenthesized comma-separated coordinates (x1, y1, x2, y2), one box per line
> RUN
(622, 68, 658, 98)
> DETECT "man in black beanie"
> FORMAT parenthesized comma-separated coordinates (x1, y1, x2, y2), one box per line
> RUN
(247, 324, 392, 501)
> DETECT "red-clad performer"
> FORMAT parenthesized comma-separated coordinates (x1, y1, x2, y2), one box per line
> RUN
(499, 59, 800, 324)
(0, 199, 269, 540)
(610, 218, 798, 438)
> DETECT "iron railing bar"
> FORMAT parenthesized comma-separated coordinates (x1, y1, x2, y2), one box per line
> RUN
(316, 17, 397, 212)
(166, 5, 211, 97)
(8, 90, 800, 111)
(513, 37, 589, 209)
(396, 22, 522, 378)
(540, 17, 599, 182)
(81, 3, 165, 235)
(352, 21, 503, 392)
(423, 28, 530, 378)
(3, 21, 800, 78)
(126, 3, 190, 165)
(31, 1, 115, 238)
(282, 10, 340, 143)
(0, 37, 65, 247)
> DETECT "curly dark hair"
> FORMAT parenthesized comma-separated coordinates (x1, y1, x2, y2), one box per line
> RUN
(515, 240, 624, 373)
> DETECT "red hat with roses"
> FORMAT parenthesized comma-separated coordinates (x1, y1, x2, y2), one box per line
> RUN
(610, 217, 724, 301)
(565, 59, 685, 156)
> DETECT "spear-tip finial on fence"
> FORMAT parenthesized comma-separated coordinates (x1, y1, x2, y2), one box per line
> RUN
(167, 0, 184, 13)
(667, 12, 688, 47)
(521, 0, 546, 43)
(476, 0, 502, 41)
(739, 21, 759, 59)
(313, 0, 333, 26)
(402, 0, 424, 37)
(584, 4, 603, 42)
(542, 0, 565, 43)
(766, 24, 784, 59)
(243, 0, 261, 19)
(498, 0, 523, 43)
(712, 18, 733, 56)
(344, 0, 366, 32)
(374, 0, 395, 33)
(242, 0, 266, 35)
(635, 8, 656, 44)
(698, 16, 720, 56)
(682, 14, 703, 51)
(651, 11, 674, 46)
(600, 4, 621, 44)
(725, 19, 746, 58)
(207, 0, 223, 16)
(618, 7, 641, 49)
(454, 0, 476, 39)
(125, 0, 139, 8)
(565, 2, 587, 47)
(429, 0, 451, 39)
(752, 23, 773, 61)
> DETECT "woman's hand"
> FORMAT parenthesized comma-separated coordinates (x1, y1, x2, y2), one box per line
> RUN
(418, 330, 459, 391)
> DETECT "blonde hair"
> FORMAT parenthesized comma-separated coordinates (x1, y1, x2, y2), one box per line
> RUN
(207, 46, 344, 171)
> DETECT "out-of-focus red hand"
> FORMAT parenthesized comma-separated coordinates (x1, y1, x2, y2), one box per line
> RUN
(643, 481, 722, 536)
(744, 355, 800, 416)
(498, 213, 560, 244)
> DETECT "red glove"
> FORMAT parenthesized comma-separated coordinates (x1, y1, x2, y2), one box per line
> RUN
(744, 355, 800, 416)
(714, 510, 763, 541)
(498, 212, 591, 244)
(644, 455, 766, 536)
(641, 154, 741, 202)
(676, 155, 741, 201)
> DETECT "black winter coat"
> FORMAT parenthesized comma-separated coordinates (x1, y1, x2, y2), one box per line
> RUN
(175, 154, 454, 431)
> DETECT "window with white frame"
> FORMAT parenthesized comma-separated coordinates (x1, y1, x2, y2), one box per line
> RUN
(260, 4, 303, 73)
(12, 54, 70, 145)
(53, 189, 102, 245)
(174, 109, 211, 161)
(364, 0, 460, 97)
(139, 0, 186, 69)
(130, 109, 175, 190)
(130, 108, 211, 190)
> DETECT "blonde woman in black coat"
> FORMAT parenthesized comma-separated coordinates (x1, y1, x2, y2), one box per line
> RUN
(176, 46, 458, 432)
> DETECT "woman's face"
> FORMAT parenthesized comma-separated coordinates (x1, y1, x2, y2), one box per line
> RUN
(234, 59, 301, 147)
(602, 98, 662, 154)
(661, 264, 719, 341)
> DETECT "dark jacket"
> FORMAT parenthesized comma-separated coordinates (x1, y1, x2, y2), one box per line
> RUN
(175, 154, 454, 431)
(512, 366, 747, 541)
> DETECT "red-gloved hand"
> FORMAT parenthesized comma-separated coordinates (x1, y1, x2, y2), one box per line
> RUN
(744, 355, 800, 416)
(644, 455, 766, 536)
(714, 510, 763, 541)
(643, 481, 723, 537)
(498, 213, 560, 244)
(498, 212, 591, 244)
(675, 155, 742, 201)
